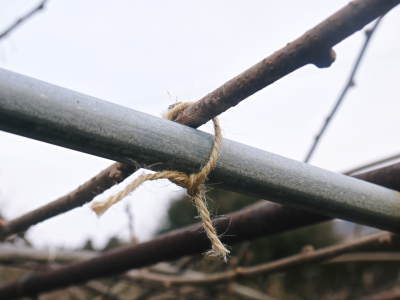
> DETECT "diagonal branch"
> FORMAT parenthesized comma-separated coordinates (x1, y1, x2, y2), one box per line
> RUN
(0, 0, 398, 241)
(343, 151, 400, 175)
(0, 162, 137, 240)
(304, 16, 384, 163)
(126, 232, 393, 286)
(0, 161, 399, 298)
(172, 0, 398, 128)
(0, 244, 96, 264)
(0, 0, 48, 40)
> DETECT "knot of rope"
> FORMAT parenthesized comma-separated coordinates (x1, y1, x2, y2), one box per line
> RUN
(90, 102, 230, 261)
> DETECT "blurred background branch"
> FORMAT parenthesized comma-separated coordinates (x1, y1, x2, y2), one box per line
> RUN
(0, 0, 48, 41)
(304, 16, 384, 163)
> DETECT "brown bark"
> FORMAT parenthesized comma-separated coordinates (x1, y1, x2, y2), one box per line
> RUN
(1, 0, 397, 242)
(1, 161, 400, 298)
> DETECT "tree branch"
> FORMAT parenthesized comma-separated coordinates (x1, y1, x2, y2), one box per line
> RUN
(304, 16, 384, 163)
(327, 252, 400, 263)
(0, 244, 96, 264)
(0, 0, 398, 241)
(0, 162, 137, 240)
(0, 161, 399, 298)
(343, 152, 400, 175)
(126, 232, 393, 286)
(0, 0, 48, 40)
(173, 0, 398, 128)
(229, 283, 275, 300)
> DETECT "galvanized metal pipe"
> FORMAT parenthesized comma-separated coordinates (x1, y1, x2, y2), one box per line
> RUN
(0, 68, 400, 232)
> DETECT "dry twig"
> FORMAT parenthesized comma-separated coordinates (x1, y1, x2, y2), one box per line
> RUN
(0, 158, 398, 298)
(304, 17, 384, 163)
(0, 0, 48, 40)
(0, 0, 396, 242)
(126, 232, 393, 286)
(344, 152, 400, 175)
(0, 162, 137, 240)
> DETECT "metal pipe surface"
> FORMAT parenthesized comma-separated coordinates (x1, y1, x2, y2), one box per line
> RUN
(0, 68, 400, 232)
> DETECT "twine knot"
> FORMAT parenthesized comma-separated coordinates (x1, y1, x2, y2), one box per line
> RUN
(90, 102, 230, 260)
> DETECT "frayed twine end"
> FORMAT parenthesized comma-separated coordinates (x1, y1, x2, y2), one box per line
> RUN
(91, 201, 113, 216)
(205, 247, 230, 263)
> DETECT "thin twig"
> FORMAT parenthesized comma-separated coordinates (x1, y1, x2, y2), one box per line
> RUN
(229, 283, 275, 300)
(0, 0, 48, 40)
(304, 17, 384, 163)
(83, 282, 124, 300)
(0, 160, 399, 298)
(124, 203, 138, 244)
(0, 244, 96, 264)
(173, 1, 397, 128)
(126, 232, 393, 286)
(0, 162, 138, 240)
(327, 252, 400, 263)
(0, 0, 397, 242)
(344, 152, 400, 175)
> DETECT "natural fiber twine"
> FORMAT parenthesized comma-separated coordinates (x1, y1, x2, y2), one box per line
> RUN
(90, 102, 230, 260)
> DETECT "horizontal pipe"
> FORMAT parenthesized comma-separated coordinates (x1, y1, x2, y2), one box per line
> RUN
(0, 68, 400, 233)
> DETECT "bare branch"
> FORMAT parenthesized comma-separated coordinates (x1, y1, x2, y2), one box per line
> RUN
(0, 160, 399, 297)
(124, 203, 138, 244)
(0, 0, 48, 40)
(126, 232, 392, 286)
(5, 246, 398, 274)
(173, 0, 398, 128)
(0, 162, 138, 240)
(344, 152, 400, 175)
(83, 282, 124, 300)
(0, 1, 399, 297)
(304, 17, 384, 163)
(0, 0, 397, 242)
(0, 244, 96, 264)
(327, 252, 400, 263)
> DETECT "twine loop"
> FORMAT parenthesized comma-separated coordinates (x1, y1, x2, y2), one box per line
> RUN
(90, 102, 229, 260)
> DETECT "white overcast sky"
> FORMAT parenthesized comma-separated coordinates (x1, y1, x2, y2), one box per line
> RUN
(0, 0, 399, 249)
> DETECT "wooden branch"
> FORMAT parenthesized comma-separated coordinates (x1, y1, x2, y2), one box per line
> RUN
(327, 252, 400, 263)
(0, 1, 399, 297)
(83, 281, 124, 300)
(0, 0, 397, 242)
(3, 242, 398, 271)
(0, 162, 137, 239)
(0, 0, 48, 40)
(0, 160, 400, 297)
(173, 0, 399, 128)
(0, 244, 96, 264)
(344, 152, 400, 175)
(229, 283, 275, 300)
(304, 16, 383, 163)
(126, 232, 393, 286)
